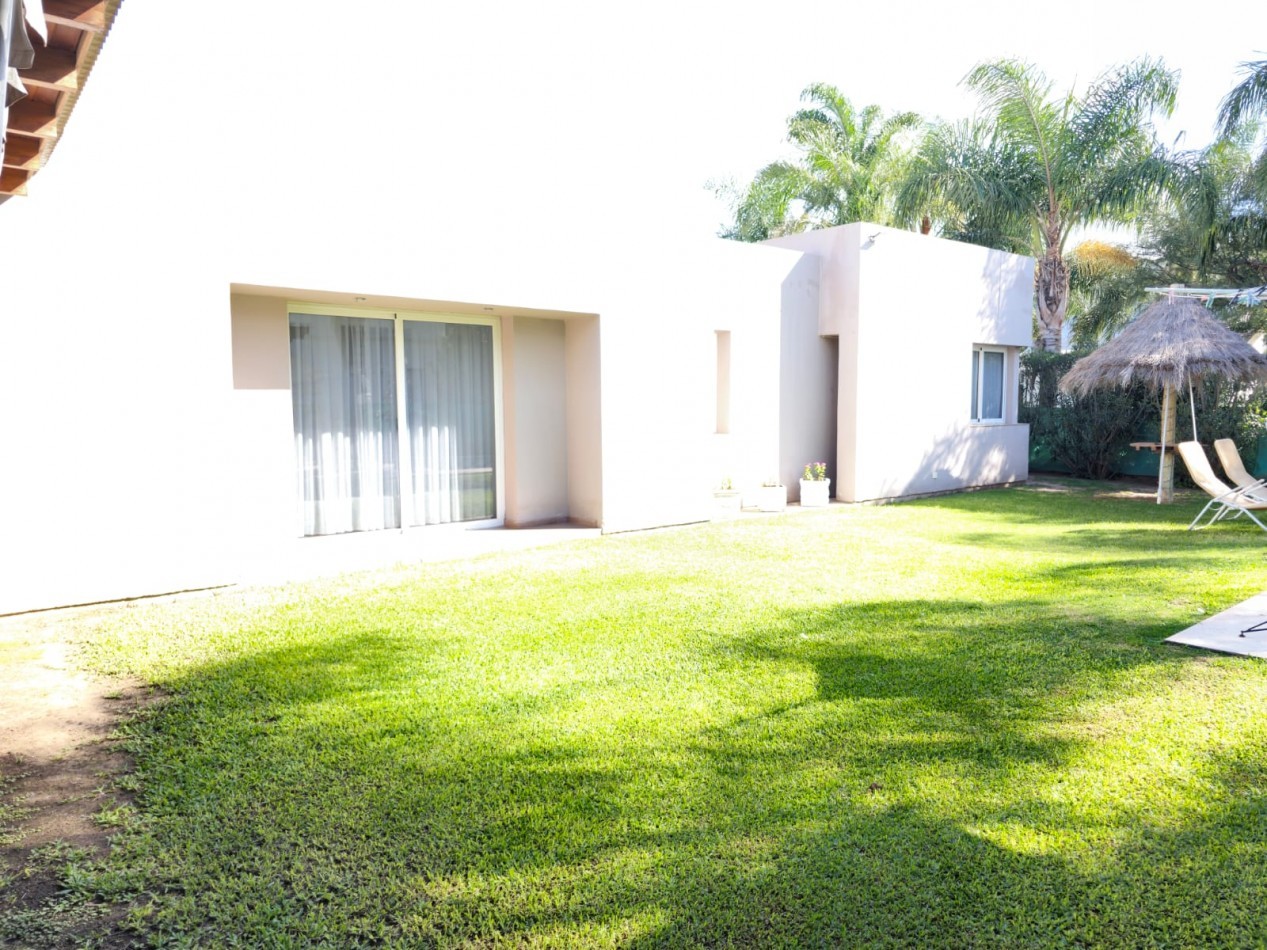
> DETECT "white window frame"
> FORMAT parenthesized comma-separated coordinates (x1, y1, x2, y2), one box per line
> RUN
(286, 302, 505, 535)
(971, 345, 1007, 425)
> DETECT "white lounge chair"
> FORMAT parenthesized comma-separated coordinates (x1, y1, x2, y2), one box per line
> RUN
(1176, 441, 1267, 532)
(1213, 438, 1267, 497)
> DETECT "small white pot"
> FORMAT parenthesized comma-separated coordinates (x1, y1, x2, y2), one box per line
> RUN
(756, 485, 787, 513)
(712, 489, 743, 518)
(799, 478, 831, 507)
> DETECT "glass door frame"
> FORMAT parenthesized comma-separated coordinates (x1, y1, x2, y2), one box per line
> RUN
(286, 302, 505, 536)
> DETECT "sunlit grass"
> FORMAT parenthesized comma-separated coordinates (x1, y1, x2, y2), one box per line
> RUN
(58, 481, 1267, 946)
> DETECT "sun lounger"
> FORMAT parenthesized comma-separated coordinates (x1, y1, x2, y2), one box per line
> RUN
(1213, 438, 1267, 498)
(1176, 441, 1267, 532)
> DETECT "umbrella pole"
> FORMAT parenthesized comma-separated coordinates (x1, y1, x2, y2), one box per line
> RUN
(1189, 378, 1198, 442)
(1158, 383, 1176, 504)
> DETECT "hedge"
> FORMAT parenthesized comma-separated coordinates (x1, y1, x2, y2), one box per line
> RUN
(1019, 350, 1267, 481)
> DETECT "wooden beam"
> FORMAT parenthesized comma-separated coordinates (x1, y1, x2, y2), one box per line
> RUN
(6, 100, 60, 137)
(42, 0, 106, 32)
(2, 136, 43, 170)
(19, 47, 79, 93)
(0, 167, 31, 195)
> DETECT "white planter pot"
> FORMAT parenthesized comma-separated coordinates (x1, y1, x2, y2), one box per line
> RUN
(713, 490, 743, 518)
(756, 485, 787, 513)
(799, 478, 831, 507)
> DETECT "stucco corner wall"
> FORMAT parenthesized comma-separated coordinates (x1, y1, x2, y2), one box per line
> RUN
(564, 315, 603, 528)
(229, 293, 300, 543)
(503, 316, 570, 527)
(764, 225, 859, 337)
(777, 253, 837, 498)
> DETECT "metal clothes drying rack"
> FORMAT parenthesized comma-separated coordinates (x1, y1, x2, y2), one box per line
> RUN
(1240, 619, 1267, 638)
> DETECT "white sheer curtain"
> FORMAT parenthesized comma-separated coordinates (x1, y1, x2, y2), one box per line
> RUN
(981, 350, 1004, 420)
(403, 321, 495, 524)
(290, 314, 400, 536)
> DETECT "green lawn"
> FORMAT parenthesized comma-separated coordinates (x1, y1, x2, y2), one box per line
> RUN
(33, 483, 1267, 945)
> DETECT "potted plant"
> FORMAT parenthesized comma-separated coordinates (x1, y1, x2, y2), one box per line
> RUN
(800, 461, 831, 507)
(756, 476, 787, 513)
(713, 477, 743, 517)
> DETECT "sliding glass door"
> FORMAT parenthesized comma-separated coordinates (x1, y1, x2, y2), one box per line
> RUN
(403, 321, 496, 525)
(289, 309, 500, 537)
(290, 313, 400, 536)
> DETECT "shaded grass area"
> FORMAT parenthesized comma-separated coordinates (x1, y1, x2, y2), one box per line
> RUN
(50, 483, 1267, 945)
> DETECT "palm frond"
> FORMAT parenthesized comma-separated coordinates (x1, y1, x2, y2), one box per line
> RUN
(1077, 147, 1176, 231)
(1066, 241, 1150, 347)
(1073, 58, 1177, 141)
(860, 111, 922, 165)
(1218, 58, 1267, 138)
(898, 118, 1042, 251)
(723, 162, 815, 241)
(799, 83, 855, 140)
(723, 82, 922, 239)
(964, 60, 1060, 199)
(1066, 58, 1177, 184)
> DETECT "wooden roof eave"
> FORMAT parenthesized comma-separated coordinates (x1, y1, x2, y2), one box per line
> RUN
(2, 0, 119, 198)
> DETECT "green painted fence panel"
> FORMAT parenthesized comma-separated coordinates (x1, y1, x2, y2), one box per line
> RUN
(1030, 434, 1267, 478)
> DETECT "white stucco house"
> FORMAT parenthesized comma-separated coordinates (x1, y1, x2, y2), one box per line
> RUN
(0, 2, 1033, 615)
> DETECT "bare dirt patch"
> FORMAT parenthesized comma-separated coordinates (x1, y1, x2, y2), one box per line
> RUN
(0, 609, 149, 948)
(1026, 474, 1179, 502)
(1024, 478, 1076, 493)
(1093, 487, 1157, 501)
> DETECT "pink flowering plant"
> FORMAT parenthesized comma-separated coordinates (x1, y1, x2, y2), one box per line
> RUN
(802, 462, 828, 482)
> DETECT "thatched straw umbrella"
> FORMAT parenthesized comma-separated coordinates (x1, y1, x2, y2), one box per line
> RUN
(1060, 296, 1267, 503)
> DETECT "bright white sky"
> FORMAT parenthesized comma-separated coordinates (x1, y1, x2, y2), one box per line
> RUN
(42, 0, 1267, 252)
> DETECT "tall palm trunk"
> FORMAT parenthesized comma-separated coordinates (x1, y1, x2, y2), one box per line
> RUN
(1035, 214, 1069, 351)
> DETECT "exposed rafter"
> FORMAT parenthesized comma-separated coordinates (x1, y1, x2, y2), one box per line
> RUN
(7, 100, 59, 138)
(18, 47, 79, 92)
(1, 0, 121, 197)
(43, 0, 107, 33)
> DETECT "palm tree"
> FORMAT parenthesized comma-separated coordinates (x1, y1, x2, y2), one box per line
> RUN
(898, 59, 1178, 351)
(721, 84, 921, 242)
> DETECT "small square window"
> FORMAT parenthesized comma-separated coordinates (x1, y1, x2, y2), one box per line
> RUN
(971, 347, 1006, 423)
(715, 330, 731, 434)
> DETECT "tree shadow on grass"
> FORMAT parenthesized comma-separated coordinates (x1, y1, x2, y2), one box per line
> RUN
(110, 596, 1267, 947)
(626, 745, 1267, 947)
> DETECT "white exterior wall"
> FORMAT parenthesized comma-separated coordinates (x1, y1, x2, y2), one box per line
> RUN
(1, 155, 815, 614)
(770, 224, 1034, 502)
(1, 230, 811, 613)
(219, 232, 808, 539)
(0, 128, 238, 614)
(0, 1, 1024, 613)
(594, 239, 811, 532)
